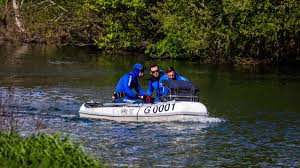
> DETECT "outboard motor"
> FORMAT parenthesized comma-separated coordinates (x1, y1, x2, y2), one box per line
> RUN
(160, 80, 199, 102)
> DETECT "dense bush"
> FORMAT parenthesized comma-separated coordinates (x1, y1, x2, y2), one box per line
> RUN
(146, 0, 300, 62)
(1, 0, 300, 63)
(83, 0, 158, 50)
(83, 0, 300, 63)
(0, 133, 105, 168)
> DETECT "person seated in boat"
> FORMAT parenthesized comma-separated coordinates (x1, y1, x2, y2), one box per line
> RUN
(146, 64, 165, 102)
(159, 66, 189, 95)
(114, 63, 147, 103)
(160, 67, 189, 81)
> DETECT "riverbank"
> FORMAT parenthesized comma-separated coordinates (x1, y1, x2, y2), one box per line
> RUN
(1, 0, 300, 64)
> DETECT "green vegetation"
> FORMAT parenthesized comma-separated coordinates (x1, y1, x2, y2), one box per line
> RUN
(83, 0, 300, 63)
(84, 0, 153, 50)
(0, 0, 8, 20)
(0, 0, 7, 6)
(0, 133, 105, 168)
(1, 0, 300, 63)
(0, 96, 104, 167)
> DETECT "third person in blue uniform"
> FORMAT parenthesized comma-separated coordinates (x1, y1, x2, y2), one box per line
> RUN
(159, 67, 189, 95)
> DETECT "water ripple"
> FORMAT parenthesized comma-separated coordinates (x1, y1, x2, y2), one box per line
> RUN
(1, 85, 299, 167)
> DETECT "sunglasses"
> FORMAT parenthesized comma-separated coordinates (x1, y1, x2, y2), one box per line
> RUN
(151, 70, 159, 73)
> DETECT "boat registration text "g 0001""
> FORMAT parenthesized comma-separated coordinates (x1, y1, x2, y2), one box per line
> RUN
(144, 103, 175, 114)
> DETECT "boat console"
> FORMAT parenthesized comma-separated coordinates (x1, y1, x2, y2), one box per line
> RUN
(160, 80, 199, 102)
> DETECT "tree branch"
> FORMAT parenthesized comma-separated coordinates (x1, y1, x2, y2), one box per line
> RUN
(12, 0, 25, 32)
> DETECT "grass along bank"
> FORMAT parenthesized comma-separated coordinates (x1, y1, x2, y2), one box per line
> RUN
(0, 132, 105, 168)
(0, 102, 105, 167)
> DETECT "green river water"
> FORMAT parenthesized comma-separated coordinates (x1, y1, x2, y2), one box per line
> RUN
(0, 45, 299, 167)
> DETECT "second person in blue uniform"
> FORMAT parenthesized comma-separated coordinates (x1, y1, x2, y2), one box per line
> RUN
(146, 64, 164, 102)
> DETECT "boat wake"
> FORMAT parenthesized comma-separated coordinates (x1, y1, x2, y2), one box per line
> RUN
(177, 115, 224, 123)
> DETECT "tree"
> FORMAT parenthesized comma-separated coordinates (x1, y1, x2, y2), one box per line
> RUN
(84, 0, 157, 50)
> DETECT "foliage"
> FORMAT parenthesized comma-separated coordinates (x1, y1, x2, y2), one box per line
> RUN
(16, 0, 101, 45)
(146, 0, 300, 62)
(0, 132, 105, 168)
(216, 0, 300, 62)
(2, 0, 300, 63)
(0, 0, 8, 19)
(0, 0, 7, 6)
(84, 0, 156, 50)
(146, 0, 213, 59)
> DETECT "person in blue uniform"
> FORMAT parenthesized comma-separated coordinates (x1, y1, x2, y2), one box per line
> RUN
(114, 63, 146, 103)
(160, 67, 189, 81)
(159, 67, 189, 95)
(146, 64, 164, 102)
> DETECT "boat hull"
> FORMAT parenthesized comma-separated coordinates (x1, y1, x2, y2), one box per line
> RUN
(79, 100, 208, 122)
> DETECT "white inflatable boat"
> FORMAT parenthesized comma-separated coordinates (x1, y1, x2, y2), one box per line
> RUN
(79, 100, 208, 122)
(79, 80, 208, 122)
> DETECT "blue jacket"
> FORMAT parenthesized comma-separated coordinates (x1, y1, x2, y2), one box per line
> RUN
(159, 72, 189, 95)
(159, 73, 189, 82)
(115, 69, 145, 99)
(146, 70, 164, 97)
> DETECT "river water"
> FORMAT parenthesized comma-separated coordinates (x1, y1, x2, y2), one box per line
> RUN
(0, 45, 299, 167)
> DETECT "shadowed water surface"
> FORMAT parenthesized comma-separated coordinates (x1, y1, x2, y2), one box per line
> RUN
(0, 45, 300, 167)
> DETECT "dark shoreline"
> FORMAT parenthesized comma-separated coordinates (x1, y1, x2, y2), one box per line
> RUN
(2, 41, 300, 65)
